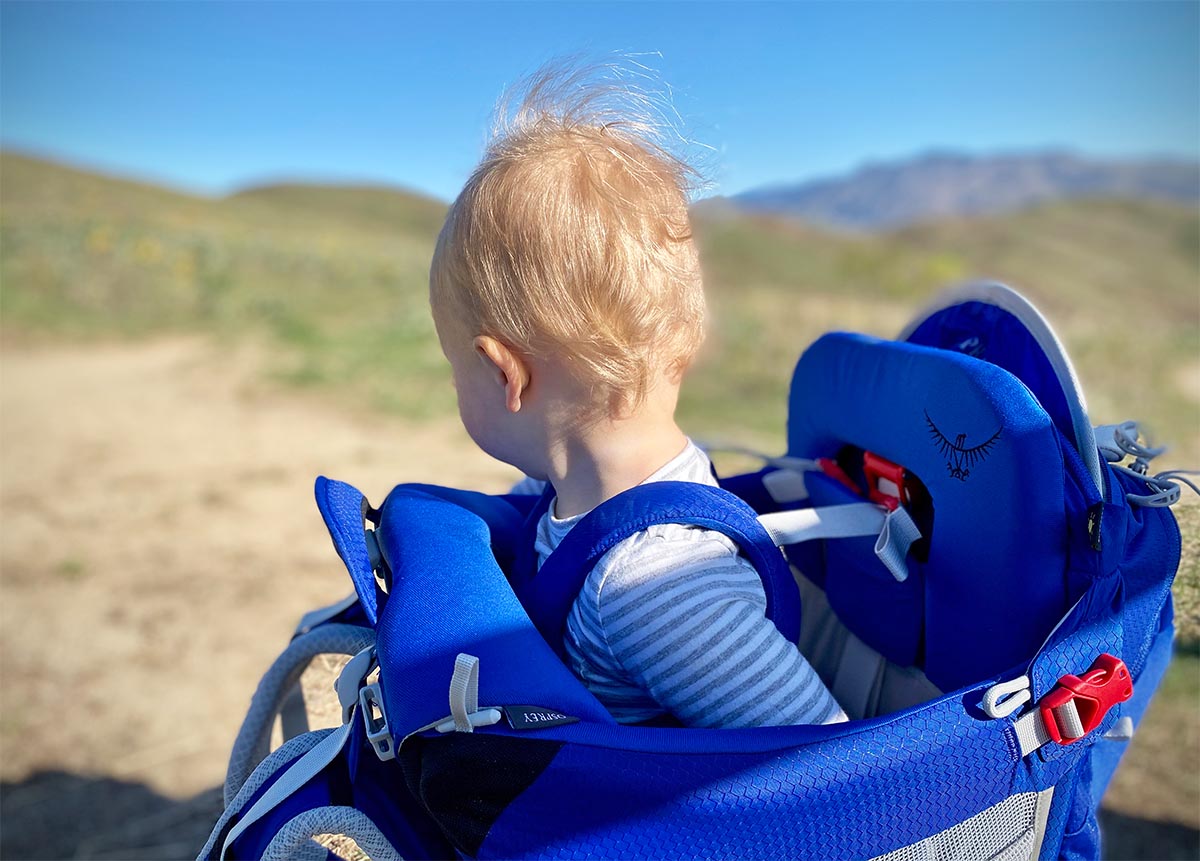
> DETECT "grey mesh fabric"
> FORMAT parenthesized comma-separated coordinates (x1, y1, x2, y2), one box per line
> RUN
(870, 789, 1055, 861)
(263, 808, 403, 861)
(224, 623, 375, 804)
(200, 729, 335, 861)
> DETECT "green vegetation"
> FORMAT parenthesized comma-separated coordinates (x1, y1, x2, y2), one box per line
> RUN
(1, 152, 458, 418)
(689, 199, 1200, 463)
(2, 151, 1197, 460)
(1174, 504, 1200, 651)
(2, 153, 1194, 848)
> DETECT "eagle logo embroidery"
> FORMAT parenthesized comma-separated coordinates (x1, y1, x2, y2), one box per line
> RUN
(925, 410, 1002, 481)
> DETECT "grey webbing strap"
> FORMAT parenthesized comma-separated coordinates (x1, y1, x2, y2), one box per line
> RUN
(450, 654, 480, 733)
(1013, 709, 1054, 756)
(221, 721, 354, 858)
(1013, 699, 1089, 756)
(874, 508, 920, 583)
(200, 731, 330, 861)
(761, 468, 811, 504)
(294, 593, 360, 636)
(985, 674, 1074, 756)
(1015, 704, 1134, 755)
(758, 504, 920, 582)
(337, 646, 377, 724)
(435, 653, 503, 734)
(1055, 700, 1085, 739)
(279, 686, 310, 742)
(758, 503, 884, 545)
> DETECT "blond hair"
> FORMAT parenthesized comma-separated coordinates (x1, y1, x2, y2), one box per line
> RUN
(430, 58, 706, 414)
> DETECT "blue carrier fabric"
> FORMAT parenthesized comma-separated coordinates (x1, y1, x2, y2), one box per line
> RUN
(202, 282, 1184, 861)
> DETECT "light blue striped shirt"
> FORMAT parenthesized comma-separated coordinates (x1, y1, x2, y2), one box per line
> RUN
(516, 442, 847, 728)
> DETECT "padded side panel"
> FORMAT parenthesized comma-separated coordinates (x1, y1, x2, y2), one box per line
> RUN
(315, 476, 379, 625)
(373, 488, 614, 740)
(381, 483, 528, 574)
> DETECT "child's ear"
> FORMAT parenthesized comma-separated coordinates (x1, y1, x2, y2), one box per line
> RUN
(473, 336, 530, 413)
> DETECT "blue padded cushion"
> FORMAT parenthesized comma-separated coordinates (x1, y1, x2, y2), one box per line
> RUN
(314, 476, 379, 625)
(905, 300, 1078, 463)
(372, 486, 615, 738)
(787, 333, 1070, 691)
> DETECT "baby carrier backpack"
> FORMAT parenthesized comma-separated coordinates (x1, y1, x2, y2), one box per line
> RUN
(202, 282, 1188, 861)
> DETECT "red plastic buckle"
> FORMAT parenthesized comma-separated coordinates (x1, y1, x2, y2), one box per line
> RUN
(863, 452, 908, 511)
(816, 458, 859, 494)
(1038, 654, 1133, 745)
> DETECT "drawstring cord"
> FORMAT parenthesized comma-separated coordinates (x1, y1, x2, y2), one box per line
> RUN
(1112, 466, 1200, 508)
(1100, 421, 1198, 507)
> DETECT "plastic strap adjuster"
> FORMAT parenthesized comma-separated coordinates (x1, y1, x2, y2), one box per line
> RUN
(1038, 653, 1132, 745)
(359, 681, 396, 761)
(863, 452, 909, 511)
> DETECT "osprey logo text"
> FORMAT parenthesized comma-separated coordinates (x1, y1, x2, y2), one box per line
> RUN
(925, 410, 1002, 481)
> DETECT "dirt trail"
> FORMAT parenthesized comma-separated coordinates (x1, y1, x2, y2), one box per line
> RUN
(0, 338, 518, 857)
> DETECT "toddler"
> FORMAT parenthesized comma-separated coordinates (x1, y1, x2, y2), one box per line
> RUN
(428, 61, 846, 728)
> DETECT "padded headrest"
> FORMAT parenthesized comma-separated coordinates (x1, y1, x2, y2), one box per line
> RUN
(900, 281, 1102, 494)
(787, 333, 1071, 690)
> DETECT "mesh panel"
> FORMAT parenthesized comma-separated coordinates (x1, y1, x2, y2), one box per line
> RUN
(871, 789, 1053, 861)
(200, 729, 335, 860)
(263, 807, 402, 861)
(225, 623, 375, 804)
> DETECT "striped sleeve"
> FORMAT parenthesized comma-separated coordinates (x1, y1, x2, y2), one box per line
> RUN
(582, 527, 848, 729)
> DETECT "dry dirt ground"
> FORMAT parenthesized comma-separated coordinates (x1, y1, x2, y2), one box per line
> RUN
(0, 338, 520, 859)
(0, 339, 1195, 859)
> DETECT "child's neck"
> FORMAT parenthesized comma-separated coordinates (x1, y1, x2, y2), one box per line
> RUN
(545, 413, 689, 519)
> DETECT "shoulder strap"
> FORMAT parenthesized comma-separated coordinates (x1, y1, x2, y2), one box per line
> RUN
(509, 484, 556, 588)
(517, 481, 799, 658)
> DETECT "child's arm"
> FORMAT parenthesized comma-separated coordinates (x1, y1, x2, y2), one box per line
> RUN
(575, 526, 847, 728)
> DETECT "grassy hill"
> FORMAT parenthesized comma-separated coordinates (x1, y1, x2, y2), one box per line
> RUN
(2, 151, 1197, 458)
(229, 182, 448, 237)
(689, 199, 1199, 460)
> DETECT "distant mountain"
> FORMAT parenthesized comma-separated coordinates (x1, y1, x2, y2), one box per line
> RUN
(732, 151, 1200, 230)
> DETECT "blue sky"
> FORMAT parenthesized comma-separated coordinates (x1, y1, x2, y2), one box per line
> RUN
(2, 1, 1197, 202)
